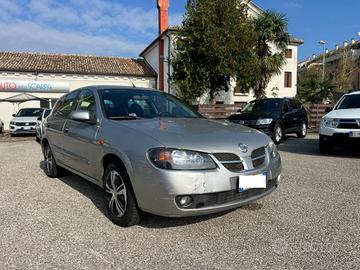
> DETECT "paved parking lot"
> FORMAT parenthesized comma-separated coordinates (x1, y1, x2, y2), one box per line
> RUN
(0, 134, 359, 270)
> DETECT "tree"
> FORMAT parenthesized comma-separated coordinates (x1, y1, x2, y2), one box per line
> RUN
(172, 0, 259, 105)
(330, 48, 358, 102)
(297, 68, 335, 104)
(251, 11, 290, 99)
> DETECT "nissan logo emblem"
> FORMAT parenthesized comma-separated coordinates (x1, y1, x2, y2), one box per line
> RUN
(239, 143, 248, 153)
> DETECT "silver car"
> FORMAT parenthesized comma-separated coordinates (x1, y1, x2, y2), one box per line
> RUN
(42, 86, 281, 227)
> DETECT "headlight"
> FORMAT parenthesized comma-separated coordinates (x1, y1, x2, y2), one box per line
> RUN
(256, 118, 273, 125)
(320, 117, 339, 128)
(267, 141, 279, 159)
(148, 148, 217, 170)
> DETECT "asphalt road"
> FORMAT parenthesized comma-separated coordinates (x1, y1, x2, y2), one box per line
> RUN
(0, 134, 359, 270)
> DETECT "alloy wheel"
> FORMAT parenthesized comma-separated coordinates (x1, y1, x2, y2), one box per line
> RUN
(275, 126, 282, 143)
(105, 170, 127, 218)
(44, 147, 54, 173)
(301, 123, 307, 136)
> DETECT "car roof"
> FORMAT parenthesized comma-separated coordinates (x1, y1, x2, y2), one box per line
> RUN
(345, 91, 360, 96)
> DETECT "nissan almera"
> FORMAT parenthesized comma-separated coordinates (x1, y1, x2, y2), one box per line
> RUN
(41, 86, 281, 227)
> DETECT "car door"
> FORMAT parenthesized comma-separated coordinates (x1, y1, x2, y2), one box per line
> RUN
(61, 89, 101, 179)
(45, 92, 78, 163)
(282, 100, 297, 132)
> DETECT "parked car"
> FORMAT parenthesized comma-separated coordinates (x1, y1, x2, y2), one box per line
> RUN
(319, 91, 360, 153)
(41, 86, 282, 227)
(10, 108, 44, 136)
(36, 109, 52, 142)
(228, 98, 308, 144)
(0, 118, 3, 134)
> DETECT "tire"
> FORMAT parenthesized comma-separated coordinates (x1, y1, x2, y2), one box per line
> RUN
(319, 135, 332, 154)
(103, 162, 140, 227)
(297, 122, 307, 138)
(43, 143, 62, 178)
(271, 122, 283, 145)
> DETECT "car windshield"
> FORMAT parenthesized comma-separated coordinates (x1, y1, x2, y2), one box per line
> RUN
(242, 100, 282, 113)
(16, 108, 44, 117)
(99, 89, 202, 120)
(336, 94, 360, 110)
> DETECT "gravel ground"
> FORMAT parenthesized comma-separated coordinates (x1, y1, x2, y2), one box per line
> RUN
(0, 134, 359, 270)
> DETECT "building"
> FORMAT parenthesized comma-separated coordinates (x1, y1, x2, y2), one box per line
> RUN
(141, 0, 303, 105)
(0, 0, 303, 130)
(0, 52, 156, 129)
(298, 39, 360, 90)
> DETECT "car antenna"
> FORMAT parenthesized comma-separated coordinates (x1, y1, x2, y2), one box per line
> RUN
(129, 78, 136, 88)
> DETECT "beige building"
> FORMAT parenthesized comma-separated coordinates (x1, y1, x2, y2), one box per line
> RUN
(0, 52, 156, 130)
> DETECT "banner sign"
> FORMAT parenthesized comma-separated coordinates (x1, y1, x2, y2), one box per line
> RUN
(0, 80, 70, 93)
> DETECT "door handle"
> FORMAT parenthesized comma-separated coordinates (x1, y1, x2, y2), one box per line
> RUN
(64, 127, 69, 133)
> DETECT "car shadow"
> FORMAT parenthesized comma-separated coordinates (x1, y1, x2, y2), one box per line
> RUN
(39, 161, 263, 228)
(278, 135, 360, 158)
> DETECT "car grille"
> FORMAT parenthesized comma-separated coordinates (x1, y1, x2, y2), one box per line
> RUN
(230, 120, 257, 126)
(213, 153, 244, 172)
(175, 177, 278, 209)
(251, 147, 266, 169)
(337, 119, 360, 129)
(15, 122, 37, 126)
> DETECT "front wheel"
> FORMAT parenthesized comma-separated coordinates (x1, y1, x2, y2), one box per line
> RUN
(271, 122, 283, 145)
(103, 163, 140, 227)
(297, 122, 307, 138)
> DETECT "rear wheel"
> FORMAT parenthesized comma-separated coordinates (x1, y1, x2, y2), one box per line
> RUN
(319, 135, 332, 154)
(272, 122, 283, 145)
(43, 143, 62, 178)
(103, 163, 140, 227)
(297, 122, 307, 138)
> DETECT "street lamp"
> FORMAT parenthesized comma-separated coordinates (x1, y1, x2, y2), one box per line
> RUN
(319, 40, 326, 80)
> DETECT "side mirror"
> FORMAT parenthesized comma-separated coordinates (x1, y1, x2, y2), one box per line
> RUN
(12, 114, 16, 117)
(325, 107, 333, 113)
(37, 116, 42, 121)
(70, 110, 94, 123)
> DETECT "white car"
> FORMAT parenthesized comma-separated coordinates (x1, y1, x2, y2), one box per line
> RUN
(10, 108, 44, 136)
(35, 109, 52, 141)
(319, 91, 360, 153)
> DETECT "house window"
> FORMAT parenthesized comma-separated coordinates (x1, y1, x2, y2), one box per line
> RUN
(284, 72, 292, 88)
(285, 49, 293, 59)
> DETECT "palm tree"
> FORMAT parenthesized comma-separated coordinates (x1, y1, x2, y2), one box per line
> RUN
(252, 11, 290, 98)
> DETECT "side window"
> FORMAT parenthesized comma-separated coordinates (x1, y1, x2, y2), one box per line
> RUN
(76, 90, 96, 115)
(53, 91, 78, 119)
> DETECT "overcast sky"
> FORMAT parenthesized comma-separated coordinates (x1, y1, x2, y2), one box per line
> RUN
(0, 0, 359, 61)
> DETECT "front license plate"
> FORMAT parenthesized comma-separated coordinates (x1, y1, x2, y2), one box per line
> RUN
(239, 173, 267, 192)
(349, 131, 360, 138)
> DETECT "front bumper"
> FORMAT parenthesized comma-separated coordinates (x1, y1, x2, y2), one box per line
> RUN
(132, 151, 281, 217)
(10, 125, 37, 134)
(320, 127, 360, 145)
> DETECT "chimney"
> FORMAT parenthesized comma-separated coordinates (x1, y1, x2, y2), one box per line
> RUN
(344, 41, 349, 47)
(351, 38, 356, 44)
(157, 0, 169, 35)
(157, 0, 170, 91)
(335, 44, 339, 50)
(312, 54, 316, 59)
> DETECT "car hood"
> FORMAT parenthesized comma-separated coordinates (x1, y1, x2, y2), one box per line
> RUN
(118, 118, 270, 154)
(11, 117, 39, 122)
(325, 108, 360, 119)
(228, 111, 274, 121)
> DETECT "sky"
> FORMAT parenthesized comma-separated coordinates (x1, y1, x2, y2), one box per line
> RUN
(0, 0, 359, 61)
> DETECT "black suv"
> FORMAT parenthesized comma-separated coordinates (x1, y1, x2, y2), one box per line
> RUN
(228, 98, 308, 144)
